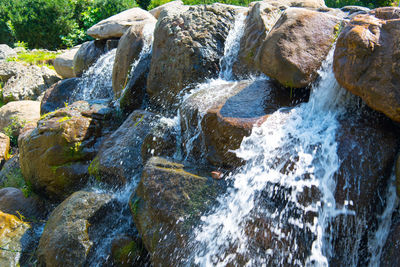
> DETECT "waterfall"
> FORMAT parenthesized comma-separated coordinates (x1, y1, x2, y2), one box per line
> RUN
(191, 49, 355, 266)
(74, 48, 116, 100)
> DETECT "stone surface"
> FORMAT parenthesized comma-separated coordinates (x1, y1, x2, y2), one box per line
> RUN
(0, 100, 41, 133)
(37, 191, 112, 267)
(112, 19, 156, 98)
(1, 64, 60, 102)
(341, 5, 370, 15)
(0, 155, 20, 187)
(180, 78, 307, 167)
(259, 8, 340, 88)
(130, 157, 223, 266)
(19, 100, 116, 200)
(73, 39, 117, 77)
(380, 211, 400, 267)
(40, 78, 80, 115)
(334, 7, 400, 122)
(54, 46, 80, 78)
(0, 133, 9, 168)
(149, 0, 186, 19)
(0, 61, 24, 83)
(147, 4, 239, 112)
(0, 187, 40, 218)
(89, 110, 176, 186)
(87, 8, 155, 39)
(0, 211, 30, 266)
(110, 235, 149, 266)
(0, 44, 16, 60)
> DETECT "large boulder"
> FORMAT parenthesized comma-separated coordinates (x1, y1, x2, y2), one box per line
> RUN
(0, 100, 41, 133)
(73, 39, 118, 77)
(149, 0, 186, 19)
(333, 7, 400, 122)
(147, 4, 239, 112)
(130, 157, 223, 266)
(89, 110, 176, 186)
(112, 19, 156, 98)
(19, 100, 116, 200)
(0, 44, 16, 60)
(0, 211, 30, 266)
(87, 8, 155, 39)
(40, 78, 80, 114)
(180, 78, 306, 167)
(1, 64, 60, 102)
(37, 191, 112, 267)
(53, 46, 80, 78)
(258, 8, 340, 88)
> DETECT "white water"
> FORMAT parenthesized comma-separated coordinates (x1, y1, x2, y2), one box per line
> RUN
(192, 49, 355, 266)
(74, 48, 116, 100)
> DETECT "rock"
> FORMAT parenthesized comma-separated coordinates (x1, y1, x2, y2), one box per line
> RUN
(19, 100, 116, 200)
(0, 100, 41, 134)
(0, 155, 21, 187)
(0, 44, 16, 60)
(257, 0, 326, 9)
(110, 235, 149, 266)
(112, 19, 156, 98)
(341, 5, 370, 15)
(149, 0, 186, 19)
(258, 8, 340, 88)
(330, 111, 400, 266)
(396, 154, 400, 196)
(87, 8, 155, 39)
(0, 133, 9, 168)
(0, 211, 30, 266)
(0, 61, 24, 83)
(147, 4, 239, 112)
(180, 78, 306, 167)
(130, 157, 223, 266)
(54, 46, 80, 78)
(89, 110, 176, 186)
(37, 191, 112, 267)
(2, 64, 60, 102)
(40, 78, 80, 114)
(333, 7, 400, 122)
(73, 39, 117, 77)
(0, 187, 40, 218)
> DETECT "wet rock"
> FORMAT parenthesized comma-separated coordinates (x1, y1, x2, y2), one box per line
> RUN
(73, 39, 118, 77)
(54, 46, 80, 78)
(0, 155, 21, 187)
(87, 8, 155, 39)
(380, 210, 400, 267)
(130, 157, 223, 266)
(0, 100, 41, 134)
(180, 78, 306, 168)
(0, 133, 9, 168)
(110, 235, 149, 267)
(259, 8, 340, 88)
(2, 64, 60, 102)
(89, 110, 176, 186)
(149, 0, 186, 19)
(112, 19, 156, 98)
(40, 78, 80, 114)
(19, 100, 116, 200)
(147, 4, 239, 112)
(334, 7, 400, 122)
(341, 5, 370, 15)
(0, 211, 30, 266)
(0, 44, 16, 60)
(0, 187, 40, 218)
(330, 110, 400, 266)
(37, 191, 112, 267)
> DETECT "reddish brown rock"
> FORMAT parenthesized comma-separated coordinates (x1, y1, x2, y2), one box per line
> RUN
(334, 7, 400, 122)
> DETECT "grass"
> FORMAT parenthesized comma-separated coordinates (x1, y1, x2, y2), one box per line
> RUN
(0, 168, 32, 198)
(6, 50, 60, 70)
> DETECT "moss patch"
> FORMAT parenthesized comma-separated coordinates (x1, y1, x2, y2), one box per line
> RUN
(6, 50, 60, 70)
(88, 157, 101, 181)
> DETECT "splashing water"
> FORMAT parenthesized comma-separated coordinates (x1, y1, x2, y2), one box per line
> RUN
(74, 48, 117, 100)
(191, 48, 357, 266)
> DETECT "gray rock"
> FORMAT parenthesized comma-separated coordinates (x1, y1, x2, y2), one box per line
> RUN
(0, 44, 17, 60)
(54, 46, 80, 78)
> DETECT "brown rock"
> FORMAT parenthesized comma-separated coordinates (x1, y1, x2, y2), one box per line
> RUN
(0, 187, 40, 218)
(54, 46, 80, 79)
(149, 0, 187, 19)
(0, 133, 9, 168)
(259, 8, 340, 88)
(334, 7, 400, 122)
(112, 19, 156, 98)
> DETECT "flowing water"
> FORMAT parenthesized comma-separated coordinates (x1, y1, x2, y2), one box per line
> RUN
(73, 48, 117, 100)
(71, 11, 398, 266)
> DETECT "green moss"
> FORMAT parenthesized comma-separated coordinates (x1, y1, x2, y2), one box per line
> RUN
(88, 157, 101, 181)
(133, 115, 145, 127)
(131, 197, 140, 216)
(64, 141, 83, 160)
(57, 116, 72, 123)
(6, 50, 60, 69)
(114, 240, 145, 266)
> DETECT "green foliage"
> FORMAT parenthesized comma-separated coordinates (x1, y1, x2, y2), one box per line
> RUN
(3, 116, 26, 147)
(0, 167, 32, 197)
(325, 0, 398, 8)
(6, 50, 59, 69)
